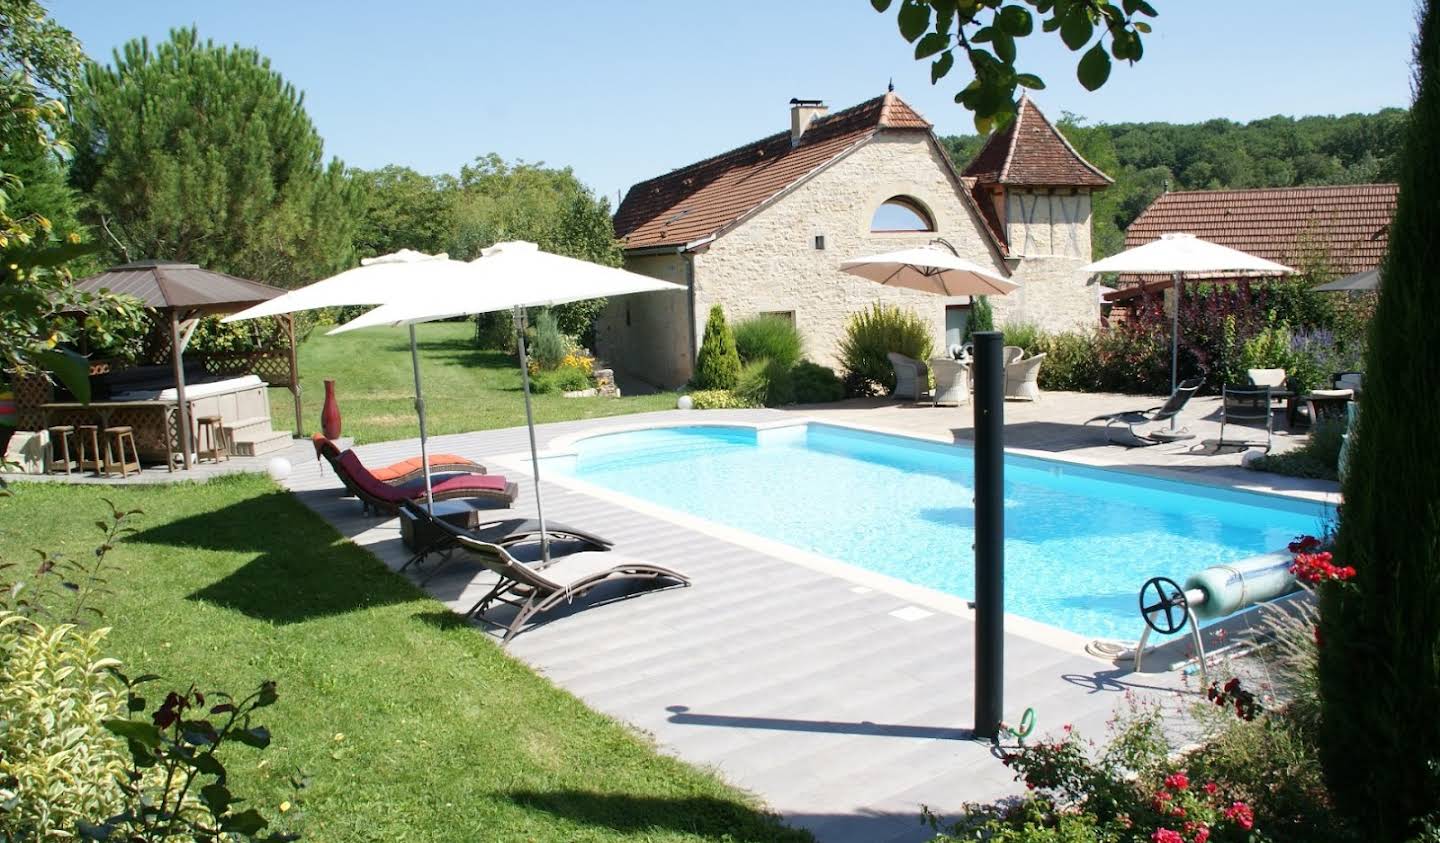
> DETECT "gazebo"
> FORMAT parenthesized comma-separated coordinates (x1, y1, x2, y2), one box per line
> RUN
(18, 261, 302, 470)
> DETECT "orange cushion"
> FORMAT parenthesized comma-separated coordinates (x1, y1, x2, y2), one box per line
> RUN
(370, 454, 476, 482)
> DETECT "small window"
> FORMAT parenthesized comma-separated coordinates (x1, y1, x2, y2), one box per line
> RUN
(870, 196, 935, 232)
(761, 310, 795, 324)
(813, 235, 826, 250)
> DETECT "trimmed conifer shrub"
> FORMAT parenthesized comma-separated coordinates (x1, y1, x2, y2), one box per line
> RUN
(966, 296, 995, 339)
(693, 304, 740, 390)
(1317, 2, 1440, 836)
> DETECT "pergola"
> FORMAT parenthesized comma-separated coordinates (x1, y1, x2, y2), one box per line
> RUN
(70, 260, 301, 469)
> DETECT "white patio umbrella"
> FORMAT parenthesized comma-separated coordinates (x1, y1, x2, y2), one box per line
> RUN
(1314, 268, 1379, 292)
(224, 250, 478, 508)
(1081, 233, 1295, 433)
(329, 241, 686, 559)
(839, 242, 1019, 296)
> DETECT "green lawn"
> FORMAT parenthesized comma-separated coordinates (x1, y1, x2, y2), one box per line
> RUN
(0, 477, 807, 842)
(269, 321, 677, 444)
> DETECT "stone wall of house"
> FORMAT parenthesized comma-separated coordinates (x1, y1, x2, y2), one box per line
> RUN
(593, 252, 692, 388)
(989, 254, 1099, 333)
(690, 132, 1008, 372)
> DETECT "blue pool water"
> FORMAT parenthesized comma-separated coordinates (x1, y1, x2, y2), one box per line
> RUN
(546, 424, 1329, 640)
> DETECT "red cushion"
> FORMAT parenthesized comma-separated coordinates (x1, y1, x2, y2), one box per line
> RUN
(336, 450, 405, 503)
(395, 473, 510, 498)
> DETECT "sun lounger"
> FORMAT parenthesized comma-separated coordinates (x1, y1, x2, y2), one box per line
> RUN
(1086, 377, 1203, 446)
(397, 499, 612, 579)
(328, 448, 517, 515)
(454, 534, 689, 644)
(312, 434, 485, 484)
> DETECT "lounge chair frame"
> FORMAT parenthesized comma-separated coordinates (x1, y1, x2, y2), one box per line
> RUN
(455, 534, 689, 644)
(1219, 384, 1274, 452)
(1086, 377, 1203, 447)
(323, 447, 516, 515)
(397, 500, 612, 579)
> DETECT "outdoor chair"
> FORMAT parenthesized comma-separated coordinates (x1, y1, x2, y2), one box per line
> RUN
(1004, 352, 1046, 401)
(398, 499, 613, 580)
(454, 533, 689, 644)
(1305, 389, 1354, 426)
(887, 352, 930, 401)
(1086, 377, 1204, 447)
(312, 434, 485, 484)
(1220, 384, 1274, 452)
(1003, 345, 1024, 367)
(1247, 367, 1295, 424)
(929, 357, 970, 406)
(329, 448, 517, 515)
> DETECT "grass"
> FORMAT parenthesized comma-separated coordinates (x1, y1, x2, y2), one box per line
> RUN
(0, 477, 808, 842)
(269, 321, 677, 444)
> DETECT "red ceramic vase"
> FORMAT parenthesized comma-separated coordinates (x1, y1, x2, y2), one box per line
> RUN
(320, 379, 342, 440)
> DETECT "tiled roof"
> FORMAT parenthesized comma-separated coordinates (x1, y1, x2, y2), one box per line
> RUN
(1123, 183, 1398, 275)
(962, 95, 1112, 188)
(614, 93, 938, 251)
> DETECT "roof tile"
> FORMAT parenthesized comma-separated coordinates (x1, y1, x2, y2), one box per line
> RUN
(962, 95, 1112, 188)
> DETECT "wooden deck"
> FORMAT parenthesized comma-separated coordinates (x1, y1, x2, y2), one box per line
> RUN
(280, 396, 1332, 843)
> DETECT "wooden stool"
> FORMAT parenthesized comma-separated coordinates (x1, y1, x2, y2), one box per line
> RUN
(103, 426, 141, 478)
(76, 424, 105, 475)
(195, 415, 229, 463)
(46, 425, 76, 475)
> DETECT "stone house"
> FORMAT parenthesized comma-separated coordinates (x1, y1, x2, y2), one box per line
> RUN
(597, 92, 1112, 388)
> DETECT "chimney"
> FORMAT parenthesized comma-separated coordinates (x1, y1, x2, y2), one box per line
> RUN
(790, 98, 827, 145)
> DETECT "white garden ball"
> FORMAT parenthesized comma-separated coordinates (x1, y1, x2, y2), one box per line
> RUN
(267, 457, 292, 481)
(1240, 450, 1263, 468)
(677, 394, 694, 410)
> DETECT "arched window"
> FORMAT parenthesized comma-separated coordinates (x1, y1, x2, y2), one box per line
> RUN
(870, 196, 935, 232)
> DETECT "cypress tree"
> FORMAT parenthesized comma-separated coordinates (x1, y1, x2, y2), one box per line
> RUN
(693, 304, 740, 390)
(68, 28, 357, 286)
(1317, 1, 1440, 836)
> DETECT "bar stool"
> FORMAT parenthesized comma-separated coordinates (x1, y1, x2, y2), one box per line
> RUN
(103, 426, 141, 478)
(76, 424, 105, 475)
(46, 425, 76, 475)
(195, 415, 229, 463)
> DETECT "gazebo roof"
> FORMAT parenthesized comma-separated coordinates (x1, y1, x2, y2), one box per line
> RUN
(74, 260, 285, 316)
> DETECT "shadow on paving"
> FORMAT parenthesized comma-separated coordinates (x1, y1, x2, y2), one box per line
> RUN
(665, 705, 973, 741)
(128, 490, 418, 624)
(500, 791, 817, 843)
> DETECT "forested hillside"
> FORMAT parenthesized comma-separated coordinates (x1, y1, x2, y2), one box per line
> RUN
(941, 108, 1408, 257)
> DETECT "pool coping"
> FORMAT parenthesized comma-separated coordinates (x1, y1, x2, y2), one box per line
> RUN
(497, 415, 1332, 662)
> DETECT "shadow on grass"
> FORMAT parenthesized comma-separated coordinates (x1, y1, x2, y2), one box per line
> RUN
(128, 489, 418, 624)
(502, 790, 814, 843)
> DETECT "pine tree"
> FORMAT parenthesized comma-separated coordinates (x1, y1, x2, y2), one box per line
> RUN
(67, 28, 358, 286)
(693, 305, 740, 390)
(1317, 0, 1440, 835)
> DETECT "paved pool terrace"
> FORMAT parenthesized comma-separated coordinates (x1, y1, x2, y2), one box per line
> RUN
(281, 395, 1338, 843)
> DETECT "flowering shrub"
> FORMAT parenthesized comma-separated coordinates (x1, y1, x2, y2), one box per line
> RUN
(935, 704, 1263, 842)
(1206, 678, 1263, 722)
(1285, 534, 1355, 585)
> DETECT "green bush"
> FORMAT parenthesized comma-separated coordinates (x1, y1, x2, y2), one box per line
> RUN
(530, 308, 568, 370)
(734, 359, 795, 408)
(837, 303, 934, 395)
(966, 296, 994, 340)
(1040, 331, 1102, 392)
(791, 361, 845, 404)
(687, 389, 758, 409)
(733, 315, 803, 369)
(529, 365, 593, 395)
(1250, 419, 1346, 481)
(1319, 5, 1440, 832)
(0, 612, 129, 836)
(693, 305, 741, 390)
(1001, 321, 1046, 355)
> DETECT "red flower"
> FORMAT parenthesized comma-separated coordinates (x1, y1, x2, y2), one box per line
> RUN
(1193, 826, 1211, 843)
(1288, 535, 1322, 553)
(1152, 829, 1185, 843)
(1165, 772, 1190, 791)
(1224, 801, 1255, 831)
(1290, 551, 1357, 585)
(1203, 781, 1219, 796)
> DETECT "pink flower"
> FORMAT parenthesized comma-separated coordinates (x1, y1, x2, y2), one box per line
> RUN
(1193, 827, 1211, 843)
(1152, 829, 1185, 843)
(1203, 781, 1219, 796)
(1224, 801, 1255, 831)
(1165, 772, 1190, 791)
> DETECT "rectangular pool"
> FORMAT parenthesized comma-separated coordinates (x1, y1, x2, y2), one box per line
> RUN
(545, 423, 1329, 640)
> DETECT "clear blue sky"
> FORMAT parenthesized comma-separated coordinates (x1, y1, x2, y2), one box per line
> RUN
(50, 1, 1417, 204)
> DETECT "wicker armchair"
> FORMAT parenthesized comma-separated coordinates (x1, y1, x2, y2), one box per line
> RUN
(1004, 352, 1046, 401)
(887, 352, 930, 401)
(929, 357, 970, 406)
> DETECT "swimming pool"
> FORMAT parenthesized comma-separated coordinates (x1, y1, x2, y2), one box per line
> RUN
(544, 423, 1329, 640)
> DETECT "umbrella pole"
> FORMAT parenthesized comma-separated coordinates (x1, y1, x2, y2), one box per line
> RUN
(513, 307, 550, 563)
(409, 324, 435, 511)
(1170, 271, 1180, 431)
